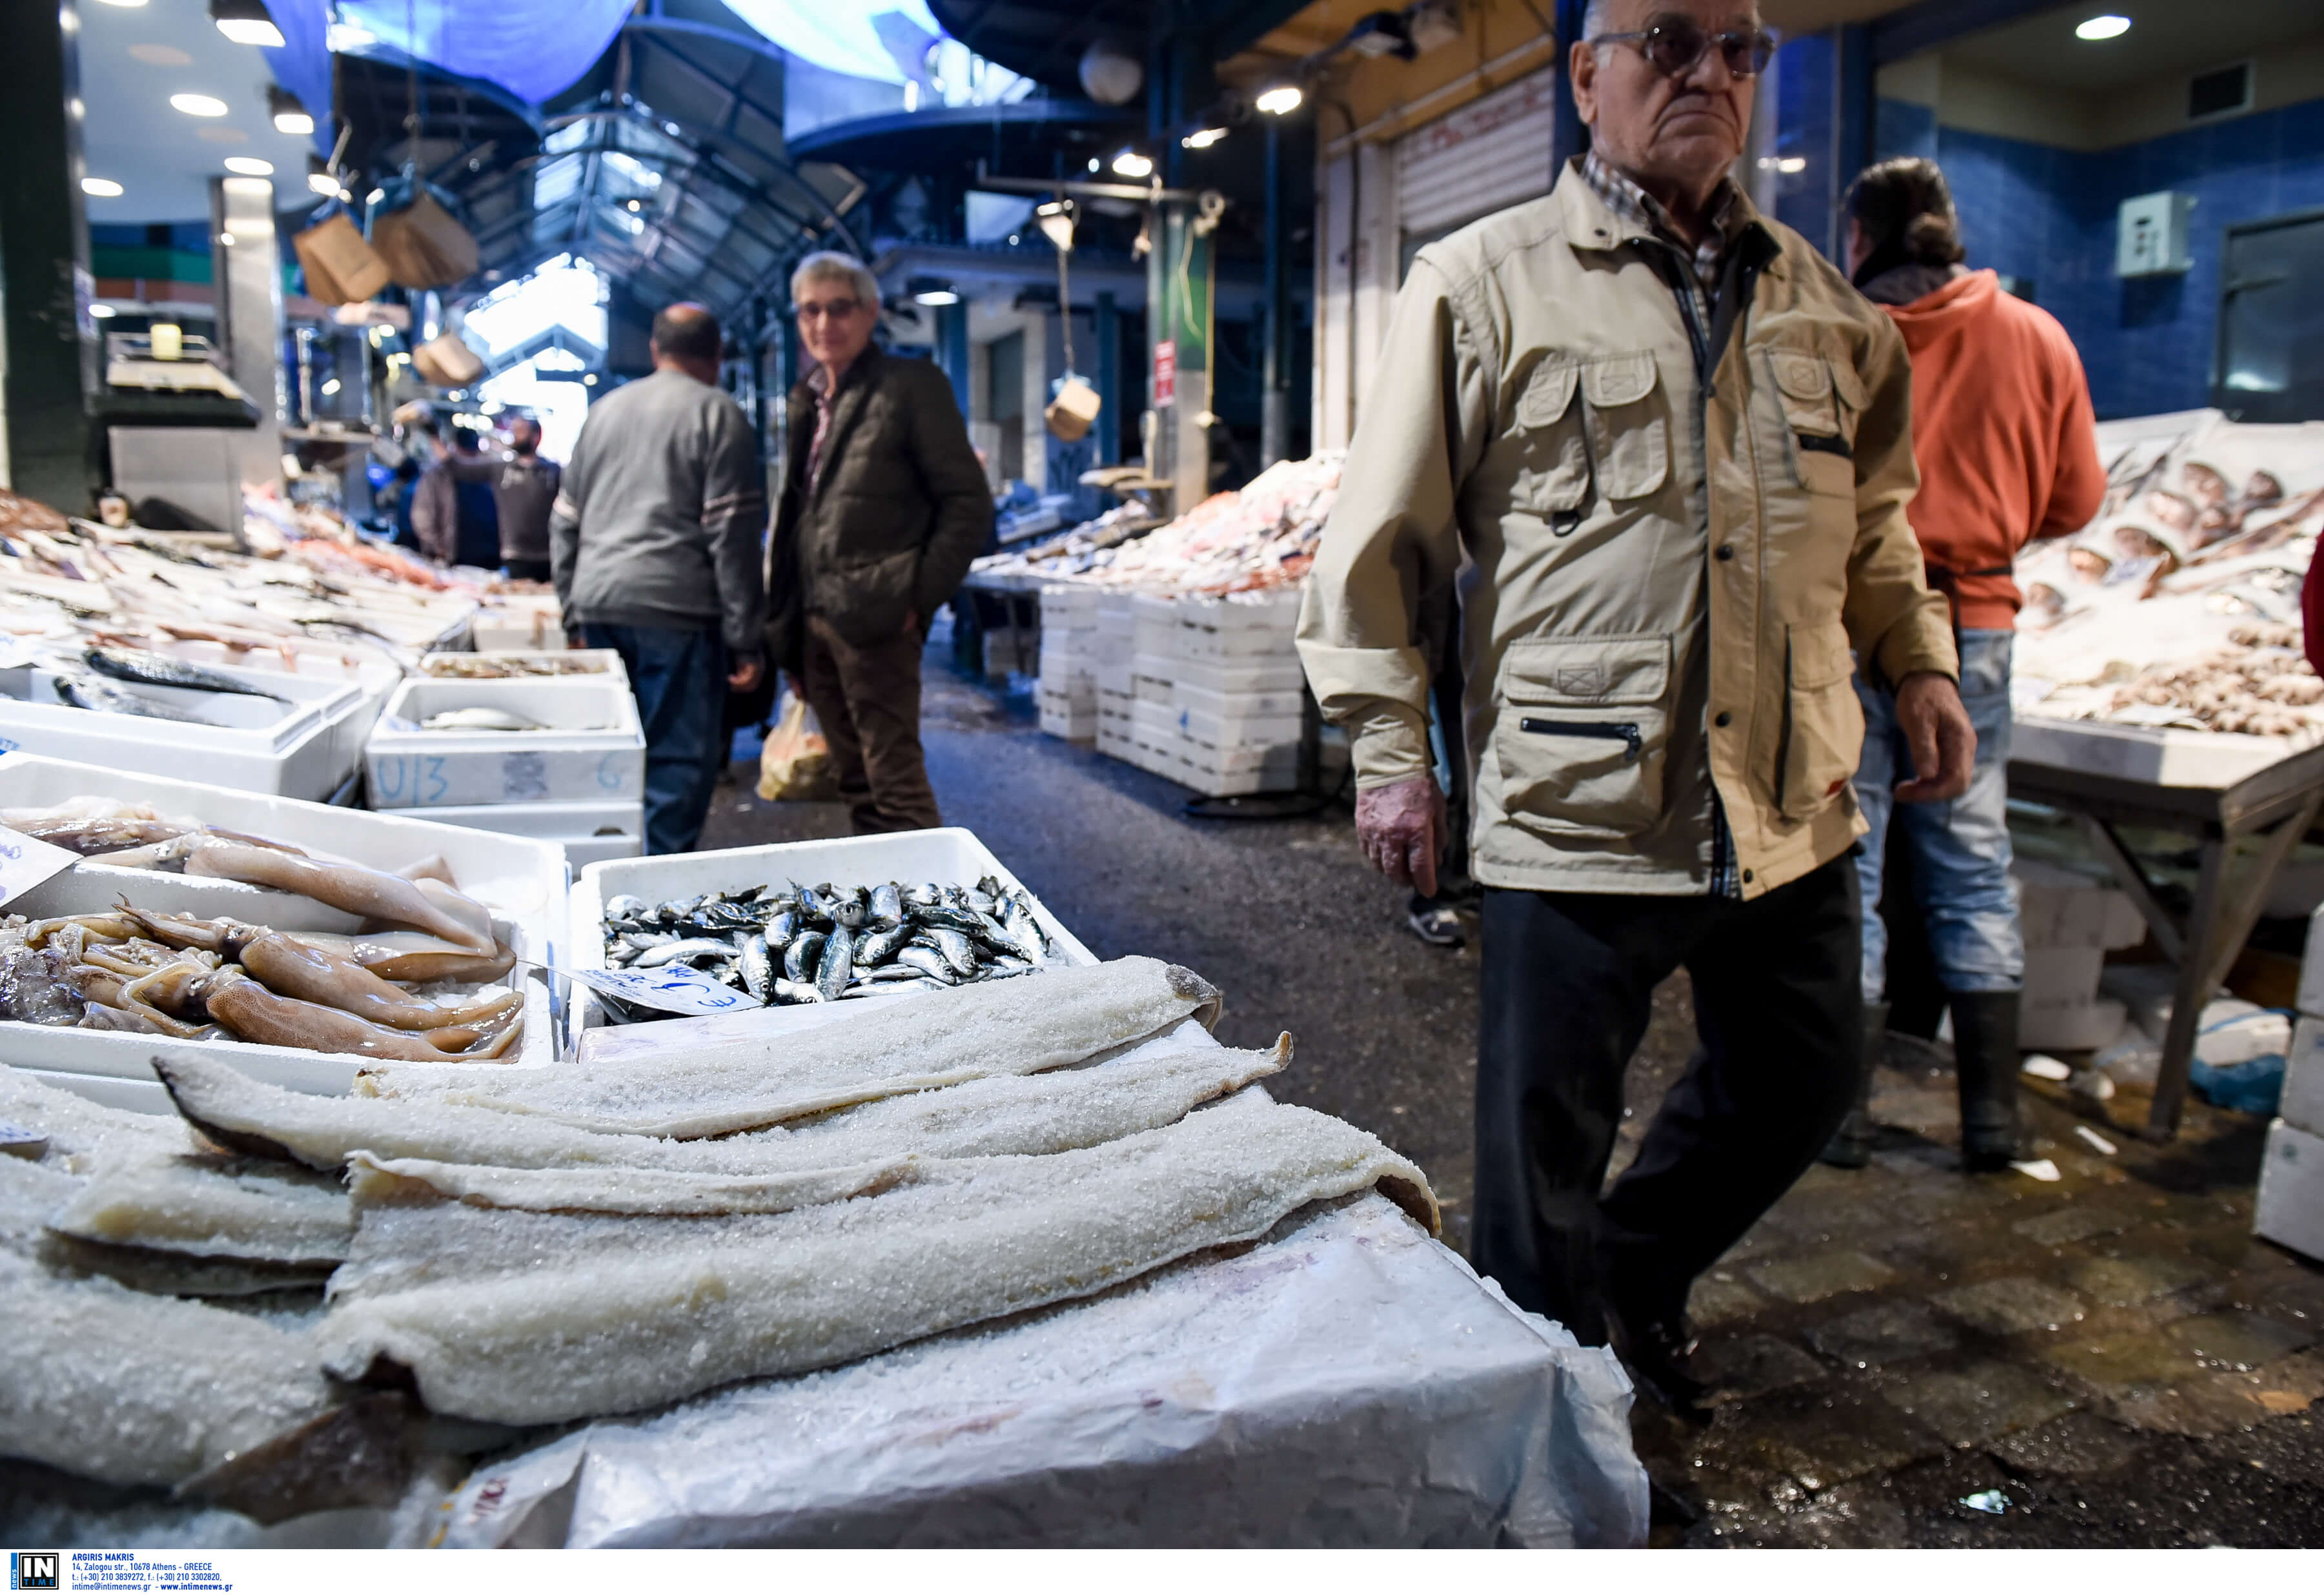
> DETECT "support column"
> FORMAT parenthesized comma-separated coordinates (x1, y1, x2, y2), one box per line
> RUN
(210, 176, 285, 485)
(1260, 118, 1289, 469)
(1833, 23, 1877, 259)
(1551, 0, 1591, 170)
(0, 0, 97, 511)
(1094, 291, 1119, 466)
(937, 302, 970, 418)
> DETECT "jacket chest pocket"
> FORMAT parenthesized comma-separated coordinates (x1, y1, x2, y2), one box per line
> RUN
(1779, 622, 1865, 822)
(1768, 349, 1866, 501)
(1493, 634, 1674, 838)
(1509, 351, 1670, 520)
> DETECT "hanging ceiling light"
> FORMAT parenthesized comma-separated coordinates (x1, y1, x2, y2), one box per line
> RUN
(914, 288, 960, 306)
(1110, 148, 1154, 179)
(1256, 83, 1303, 116)
(1181, 127, 1227, 150)
(269, 86, 313, 136)
(210, 0, 285, 49)
(171, 94, 230, 117)
(1035, 199, 1076, 253)
(82, 178, 124, 198)
(223, 156, 274, 176)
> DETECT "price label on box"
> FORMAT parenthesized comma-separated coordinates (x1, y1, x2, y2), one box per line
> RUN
(0, 830, 81, 908)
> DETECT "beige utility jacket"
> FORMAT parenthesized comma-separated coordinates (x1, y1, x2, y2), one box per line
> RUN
(1298, 163, 1955, 900)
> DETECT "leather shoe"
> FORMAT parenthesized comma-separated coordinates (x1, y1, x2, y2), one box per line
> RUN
(1606, 1299, 1711, 1421)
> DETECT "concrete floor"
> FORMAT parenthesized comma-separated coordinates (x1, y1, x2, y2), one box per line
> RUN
(706, 658, 2324, 1548)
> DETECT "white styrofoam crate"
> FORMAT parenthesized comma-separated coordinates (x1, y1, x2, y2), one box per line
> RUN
(1132, 655, 1176, 703)
(367, 677, 645, 809)
(1175, 592, 1303, 660)
(0, 661, 366, 802)
(2012, 715, 2294, 790)
(376, 797, 644, 868)
(135, 636, 403, 788)
(1174, 679, 1307, 722)
(21, 1067, 174, 1116)
(2285, 1017, 2324, 1137)
(1176, 705, 1303, 753)
(2256, 1118, 2324, 1262)
(2023, 945, 2107, 1010)
(420, 649, 629, 687)
(567, 828, 1097, 1038)
(2014, 860, 2146, 951)
(1131, 700, 1179, 737)
(2301, 899, 2324, 1018)
(2019, 997, 2128, 1054)
(1039, 702, 1098, 744)
(1096, 662, 1134, 696)
(1096, 728, 1136, 763)
(471, 602, 566, 653)
(0, 752, 563, 1090)
(1179, 744, 1301, 797)
(1176, 654, 1307, 696)
(1039, 584, 1101, 627)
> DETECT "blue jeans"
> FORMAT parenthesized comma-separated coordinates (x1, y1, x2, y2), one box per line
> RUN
(582, 622, 727, 857)
(1852, 629, 2022, 1002)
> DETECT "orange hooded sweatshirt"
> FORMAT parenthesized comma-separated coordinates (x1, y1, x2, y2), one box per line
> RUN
(1877, 269, 2107, 630)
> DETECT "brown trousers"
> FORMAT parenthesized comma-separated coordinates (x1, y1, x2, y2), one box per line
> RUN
(799, 613, 943, 834)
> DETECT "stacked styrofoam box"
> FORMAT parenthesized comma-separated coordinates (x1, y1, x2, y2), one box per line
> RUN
(1036, 584, 1099, 742)
(982, 624, 1035, 681)
(2012, 858, 2147, 1053)
(1171, 591, 1308, 797)
(471, 593, 566, 652)
(368, 676, 646, 865)
(2259, 909, 2324, 1259)
(1093, 590, 1137, 761)
(419, 649, 630, 688)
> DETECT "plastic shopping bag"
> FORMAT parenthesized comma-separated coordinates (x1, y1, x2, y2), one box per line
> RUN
(757, 691, 837, 802)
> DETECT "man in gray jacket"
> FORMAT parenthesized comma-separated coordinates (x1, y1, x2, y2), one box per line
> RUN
(766, 252, 990, 833)
(551, 303, 766, 855)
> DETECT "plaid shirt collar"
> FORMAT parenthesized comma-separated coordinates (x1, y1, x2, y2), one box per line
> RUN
(1581, 151, 1751, 299)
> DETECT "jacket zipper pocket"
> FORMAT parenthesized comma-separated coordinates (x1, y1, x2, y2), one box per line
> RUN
(1519, 718, 1643, 764)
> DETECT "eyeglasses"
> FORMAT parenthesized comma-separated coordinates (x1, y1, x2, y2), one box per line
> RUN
(796, 298, 862, 322)
(1591, 18, 1778, 80)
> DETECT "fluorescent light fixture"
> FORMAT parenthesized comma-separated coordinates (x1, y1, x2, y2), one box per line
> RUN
(2075, 14, 2131, 39)
(307, 171, 340, 196)
(223, 156, 273, 176)
(1777, 156, 1806, 173)
(1086, 157, 1101, 173)
(270, 87, 312, 136)
(1182, 127, 1227, 149)
(1110, 148, 1154, 178)
(915, 289, 959, 305)
(81, 177, 123, 198)
(211, 1, 284, 49)
(171, 94, 230, 117)
(1256, 83, 1303, 115)
(320, 378, 341, 396)
(90, 303, 117, 318)
(218, 232, 236, 247)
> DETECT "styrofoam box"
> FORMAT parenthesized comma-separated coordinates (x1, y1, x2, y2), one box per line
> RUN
(1175, 592, 1303, 660)
(2020, 997, 2128, 1054)
(2014, 859, 2146, 951)
(420, 649, 630, 688)
(1177, 654, 1307, 696)
(1132, 700, 1179, 736)
(1177, 705, 1303, 753)
(2299, 898, 2324, 1017)
(0, 663, 367, 802)
(1097, 664, 1134, 697)
(1039, 702, 1098, 744)
(367, 677, 644, 809)
(23, 1066, 174, 1115)
(1040, 584, 1100, 626)
(2023, 945, 2106, 1010)
(2012, 715, 2293, 789)
(1132, 593, 1179, 654)
(471, 605, 567, 653)
(0, 752, 563, 1091)
(1174, 680, 1306, 722)
(2285, 1017, 2324, 1137)
(567, 828, 1097, 1037)
(1181, 742, 1301, 798)
(376, 797, 644, 868)
(145, 637, 405, 787)
(1132, 655, 1176, 703)
(2256, 1117, 2324, 1262)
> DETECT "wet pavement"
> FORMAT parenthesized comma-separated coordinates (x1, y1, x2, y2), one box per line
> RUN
(704, 659, 2324, 1549)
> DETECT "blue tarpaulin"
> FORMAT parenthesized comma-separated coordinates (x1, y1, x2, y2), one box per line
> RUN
(261, 0, 635, 117)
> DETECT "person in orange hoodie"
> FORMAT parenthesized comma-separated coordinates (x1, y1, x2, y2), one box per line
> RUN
(1824, 158, 2107, 1172)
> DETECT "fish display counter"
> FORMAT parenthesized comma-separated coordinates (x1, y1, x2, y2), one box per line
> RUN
(0, 824, 1648, 1549)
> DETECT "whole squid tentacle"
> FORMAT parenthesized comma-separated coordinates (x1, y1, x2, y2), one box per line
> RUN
(182, 840, 494, 953)
(238, 934, 520, 1032)
(78, 964, 209, 1039)
(203, 970, 524, 1061)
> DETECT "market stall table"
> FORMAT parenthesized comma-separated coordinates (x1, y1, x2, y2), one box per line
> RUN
(2008, 728, 2324, 1139)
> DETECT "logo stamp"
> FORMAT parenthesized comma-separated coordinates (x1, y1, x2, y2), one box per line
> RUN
(12, 1553, 60, 1591)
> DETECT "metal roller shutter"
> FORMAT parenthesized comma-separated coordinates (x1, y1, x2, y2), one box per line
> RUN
(1396, 68, 1558, 240)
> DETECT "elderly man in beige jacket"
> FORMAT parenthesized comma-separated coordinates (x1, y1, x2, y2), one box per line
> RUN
(1298, 0, 1972, 1412)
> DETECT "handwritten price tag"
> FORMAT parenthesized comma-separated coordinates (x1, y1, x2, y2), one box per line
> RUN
(567, 964, 754, 1017)
(0, 831, 83, 908)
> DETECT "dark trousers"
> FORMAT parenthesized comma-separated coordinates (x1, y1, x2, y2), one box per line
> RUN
(502, 557, 551, 584)
(1473, 855, 1863, 1343)
(581, 622, 727, 856)
(800, 613, 942, 835)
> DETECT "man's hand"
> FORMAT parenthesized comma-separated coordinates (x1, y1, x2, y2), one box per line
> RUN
(728, 658, 764, 693)
(1354, 774, 1445, 898)
(1892, 671, 1976, 804)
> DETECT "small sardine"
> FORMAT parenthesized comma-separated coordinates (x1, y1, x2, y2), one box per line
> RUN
(817, 923, 855, 1002)
(603, 894, 649, 920)
(631, 937, 733, 968)
(826, 887, 867, 930)
(854, 923, 913, 968)
(868, 882, 904, 928)
(928, 928, 979, 979)
(896, 944, 957, 985)
(773, 977, 820, 1004)
(784, 929, 825, 984)
(762, 908, 799, 946)
(739, 933, 773, 1002)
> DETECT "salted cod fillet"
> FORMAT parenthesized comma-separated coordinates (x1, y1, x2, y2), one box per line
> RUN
(315, 1094, 1438, 1425)
(352, 955, 1224, 1137)
(154, 1037, 1285, 1202)
(51, 1152, 352, 1266)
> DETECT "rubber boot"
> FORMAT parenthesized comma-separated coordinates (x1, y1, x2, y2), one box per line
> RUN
(1951, 990, 2024, 1172)
(1818, 1001, 1889, 1170)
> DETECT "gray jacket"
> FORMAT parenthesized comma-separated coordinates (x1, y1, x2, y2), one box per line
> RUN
(494, 451, 560, 563)
(549, 368, 767, 656)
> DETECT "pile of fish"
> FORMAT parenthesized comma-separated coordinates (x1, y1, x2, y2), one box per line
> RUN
(0, 798, 523, 1059)
(420, 654, 606, 679)
(600, 876, 1055, 1012)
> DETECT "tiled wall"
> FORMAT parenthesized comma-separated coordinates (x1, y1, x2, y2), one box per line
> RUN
(1875, 96, 2324, 419)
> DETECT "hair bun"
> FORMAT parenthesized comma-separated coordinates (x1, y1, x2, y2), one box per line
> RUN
(1904, 211, 1966, 266)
